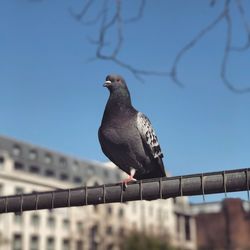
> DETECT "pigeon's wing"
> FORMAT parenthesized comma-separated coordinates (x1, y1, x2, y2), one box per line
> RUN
(136, 112, 164, 159)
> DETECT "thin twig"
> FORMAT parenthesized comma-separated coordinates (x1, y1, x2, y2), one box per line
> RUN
(231, 0, 250, 51)
(124, 0, 146, 23)
(69, 0, 94, 21)
(221, 0, 250, 93)
(29, 0, 250, 92)
(169, 5, 227, 86)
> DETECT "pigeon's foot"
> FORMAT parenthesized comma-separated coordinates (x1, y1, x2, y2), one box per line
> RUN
(122, 175, 135, 187)
(122, 168, 136, 189)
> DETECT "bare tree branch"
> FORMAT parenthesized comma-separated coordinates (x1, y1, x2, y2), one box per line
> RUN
(69, 0, 105, 25)
(231, 0, 250, 51)
(29, 0, 250, 93)
(83, 0, 170, 82)
(169, 0, 250, 93)
(169, 2, 227, 87)
(28, 0, 43, 2)
(221, 0, 250, 93)
(69, 0, 93, 21)
(124, 0, 146, 23)
(210, 0, 217, 7)
(82, 0, 250, 92)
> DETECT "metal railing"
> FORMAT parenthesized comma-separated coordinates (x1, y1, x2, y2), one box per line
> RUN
(0, 168, 249, 214)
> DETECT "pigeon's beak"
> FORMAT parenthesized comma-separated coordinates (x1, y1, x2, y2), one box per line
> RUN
(103, 80, 112, 87)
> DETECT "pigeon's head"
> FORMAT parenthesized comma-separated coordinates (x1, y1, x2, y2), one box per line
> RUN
(103, 74, 128, 93)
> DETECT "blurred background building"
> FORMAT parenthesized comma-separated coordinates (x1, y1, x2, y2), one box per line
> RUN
(192, 198, 250, 250)
(0, 135, 196, 250)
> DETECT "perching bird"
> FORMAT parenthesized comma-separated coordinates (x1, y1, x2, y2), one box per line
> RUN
(98, 74, 166, 184)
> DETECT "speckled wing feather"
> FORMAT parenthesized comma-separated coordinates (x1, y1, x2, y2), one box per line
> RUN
(136, 112, 164, 159)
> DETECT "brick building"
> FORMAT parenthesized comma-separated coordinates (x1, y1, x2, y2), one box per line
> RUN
(192, 198, 250, 250)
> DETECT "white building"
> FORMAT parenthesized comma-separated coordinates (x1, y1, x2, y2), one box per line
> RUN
(0, 135, 196, 250)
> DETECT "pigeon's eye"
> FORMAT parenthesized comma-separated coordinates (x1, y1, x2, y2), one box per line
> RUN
(117, 79, 121, 83)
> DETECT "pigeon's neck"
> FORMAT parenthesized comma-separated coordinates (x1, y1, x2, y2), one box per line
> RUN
(103, 88, 135, 123)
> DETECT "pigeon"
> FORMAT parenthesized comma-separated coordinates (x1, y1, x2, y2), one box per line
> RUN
(98, 74, 166, 184)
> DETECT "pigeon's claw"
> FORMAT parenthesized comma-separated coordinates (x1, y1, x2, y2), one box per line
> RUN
(122, 175, 135, 187)
(122, 168, 136, 189)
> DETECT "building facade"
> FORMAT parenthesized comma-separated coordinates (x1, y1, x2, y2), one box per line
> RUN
(192, 198, 250, 250)
(0, 135, 196, 250)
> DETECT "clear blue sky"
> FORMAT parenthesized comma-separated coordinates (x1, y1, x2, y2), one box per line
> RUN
(1, 1, 249, 201)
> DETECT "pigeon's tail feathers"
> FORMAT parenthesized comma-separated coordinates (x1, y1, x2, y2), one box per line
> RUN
(153, 157, 166, 177)
(156, 157, 166, 176)
(135, 158, 166, 180)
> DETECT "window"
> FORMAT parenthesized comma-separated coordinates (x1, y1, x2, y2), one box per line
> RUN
(107, 244, 114, 250)
(90, 242, 98, 250)
(63, 218, 70, 230)
(60, 173, 68, 181)
(14, 214, 23, 224)
(176, 213, 181, 233)
(90, 224, 98, 247)
(115, 172, 121, 181)
(77, 221, 84, 233)
(90, 224, 98, 237)
(74, 177, 82, 184)
(76, 240, 83, 250)
(93, 181, 99, 186)
(29, 165, 40, 174)
(44, 154, 52, 164)
(72, 161, 79, 171)
(14, 161, 24, 170)
(62, 239, 70, 250)
(46, 237, 55, 250)
(119, 227, 125, 237)
(106, 226, 113, 235)
(87, 166, 94, 176)
(118, 207, 124, 218)
(13, 145, 21, 156)
(185, 216, 191, 241)
(30, 235, 39, 250)
(59, 158, 67, 168)
(90, 225, 98, 250)
(107, 206, 112, 215)
(12, 234, 22, 250)
(29, 150, 37, 160)
(31, 214, 40, 227)
(0, 184, 3, 195)
(15, 187, 24, 194)
(0, 156, 4, 165)
(93, 204, 99, 213)
(45, 169, 54, 177)
(47, 216, 56, 229)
